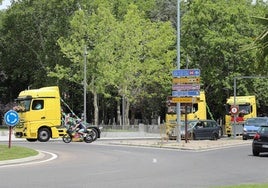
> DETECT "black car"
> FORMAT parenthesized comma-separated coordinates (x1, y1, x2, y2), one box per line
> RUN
(252, 125, 268, 156)
(181, 120, 222, 140)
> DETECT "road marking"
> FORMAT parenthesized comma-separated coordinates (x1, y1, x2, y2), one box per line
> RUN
(0, 150, 58, 168)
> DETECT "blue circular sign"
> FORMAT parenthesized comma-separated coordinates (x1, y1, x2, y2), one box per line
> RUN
(4, 110, 20, 127)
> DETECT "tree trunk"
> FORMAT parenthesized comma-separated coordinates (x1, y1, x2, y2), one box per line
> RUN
(117, 99, 121, 126)
(124, 97, 130, 126)
(93, 90, 99, 126)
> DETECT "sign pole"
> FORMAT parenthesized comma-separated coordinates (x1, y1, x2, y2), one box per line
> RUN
(176, 0, 181, 143)
(8, 126, 12, 148)
(185, 104, 188, 143)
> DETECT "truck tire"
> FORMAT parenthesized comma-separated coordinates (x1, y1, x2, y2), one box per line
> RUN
(38, 127, 51, 142)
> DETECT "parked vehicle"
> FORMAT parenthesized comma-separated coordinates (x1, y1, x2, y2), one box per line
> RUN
(181, 120, 222, 140)
(165, 91, 207, 140)
(243, 117, 268, 140)
(252, 125, 268, 156)
(224, 95, 257, 137)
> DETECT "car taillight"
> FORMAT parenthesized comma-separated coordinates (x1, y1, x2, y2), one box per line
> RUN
(253, 133, 260, 140)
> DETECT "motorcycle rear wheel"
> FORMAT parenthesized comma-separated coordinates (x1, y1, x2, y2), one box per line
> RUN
(62, 134, 72, 143)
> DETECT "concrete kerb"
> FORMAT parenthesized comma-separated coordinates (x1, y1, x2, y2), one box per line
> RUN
(105, 137, 252, 151)
(0, 150, 45, 166)
(0, 129, 252, 151)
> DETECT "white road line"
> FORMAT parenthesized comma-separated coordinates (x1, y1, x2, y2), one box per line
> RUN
(0, 150, 58, 168)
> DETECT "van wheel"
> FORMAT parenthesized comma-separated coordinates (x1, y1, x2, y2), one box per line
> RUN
(38, 127, 51, 142)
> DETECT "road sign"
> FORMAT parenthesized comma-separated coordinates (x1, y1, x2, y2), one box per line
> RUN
(172, 77, 200, 84)
(4, 110, 20, 127)
(172, 69, 200, 77)
(171, 97, 200, 103)
(231, 106, 239, 115)
(172, 84, 200, 91)
(172, 90, 200, 97)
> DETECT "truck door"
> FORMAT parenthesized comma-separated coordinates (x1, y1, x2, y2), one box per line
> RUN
(30, 99, 46, 123)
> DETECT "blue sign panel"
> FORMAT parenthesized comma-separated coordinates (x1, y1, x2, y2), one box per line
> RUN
(4, 110, 20, 127)
(172, 90, 200, 97)
(172, 69, 200, 77)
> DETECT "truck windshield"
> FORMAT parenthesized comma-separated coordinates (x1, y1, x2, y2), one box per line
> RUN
(225, 104, 251, 115)
(15, 99, 31, 112)
(167, 104, 198, 114)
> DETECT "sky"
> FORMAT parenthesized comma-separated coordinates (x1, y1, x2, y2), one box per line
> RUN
(0, 0, 11, 10)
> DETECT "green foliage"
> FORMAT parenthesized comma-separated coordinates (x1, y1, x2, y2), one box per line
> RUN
(180, 0, 266, 118)
(0, 0, 268, 124)
(53, 3, 176, 124)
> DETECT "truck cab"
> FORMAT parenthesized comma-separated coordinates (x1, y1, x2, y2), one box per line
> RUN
(224, 95, 257, 137)
(14, 86, 66, 142)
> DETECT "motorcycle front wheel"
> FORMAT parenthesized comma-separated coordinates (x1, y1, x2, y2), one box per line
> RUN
(62, 134, 72, 143)
(84, 134, 93, 143)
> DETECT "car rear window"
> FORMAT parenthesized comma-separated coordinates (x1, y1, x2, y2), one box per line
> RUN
(258, 126, 268, 134)
(246, 118, 268, 125)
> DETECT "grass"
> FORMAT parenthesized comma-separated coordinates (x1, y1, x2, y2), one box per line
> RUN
(216, 185, 268, 188)
(0, 144, 38, 161)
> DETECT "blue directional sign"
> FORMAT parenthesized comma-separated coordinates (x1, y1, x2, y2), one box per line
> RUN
(4, 110, 20, 127)
(172, 90, 200, 97)
(172, 69, 200, 77)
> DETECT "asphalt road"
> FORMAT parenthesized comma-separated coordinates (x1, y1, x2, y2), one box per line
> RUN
(0, 141, 267, 188)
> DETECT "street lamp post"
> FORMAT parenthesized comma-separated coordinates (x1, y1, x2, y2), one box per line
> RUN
(83, 45, 87, 122)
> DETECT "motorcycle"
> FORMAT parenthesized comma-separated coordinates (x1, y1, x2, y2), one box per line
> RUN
(62, 126, 94, 143)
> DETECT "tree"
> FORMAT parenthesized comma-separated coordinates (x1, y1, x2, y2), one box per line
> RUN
(0, 0, 78, 102)
(251, 16, 268, 71)
(53, 3, 176, 126)
(180, 0, 266, 119)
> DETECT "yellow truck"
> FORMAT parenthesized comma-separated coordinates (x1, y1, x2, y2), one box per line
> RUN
(224, 95, 257, 137)
(165, 91, 207, 139)
(13, 86, 100, 142)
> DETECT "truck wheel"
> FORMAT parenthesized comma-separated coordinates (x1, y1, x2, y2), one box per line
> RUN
(38, 127, 51, 142)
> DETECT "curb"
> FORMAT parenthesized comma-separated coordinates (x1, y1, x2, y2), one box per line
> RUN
(0, 150, 44, 166)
